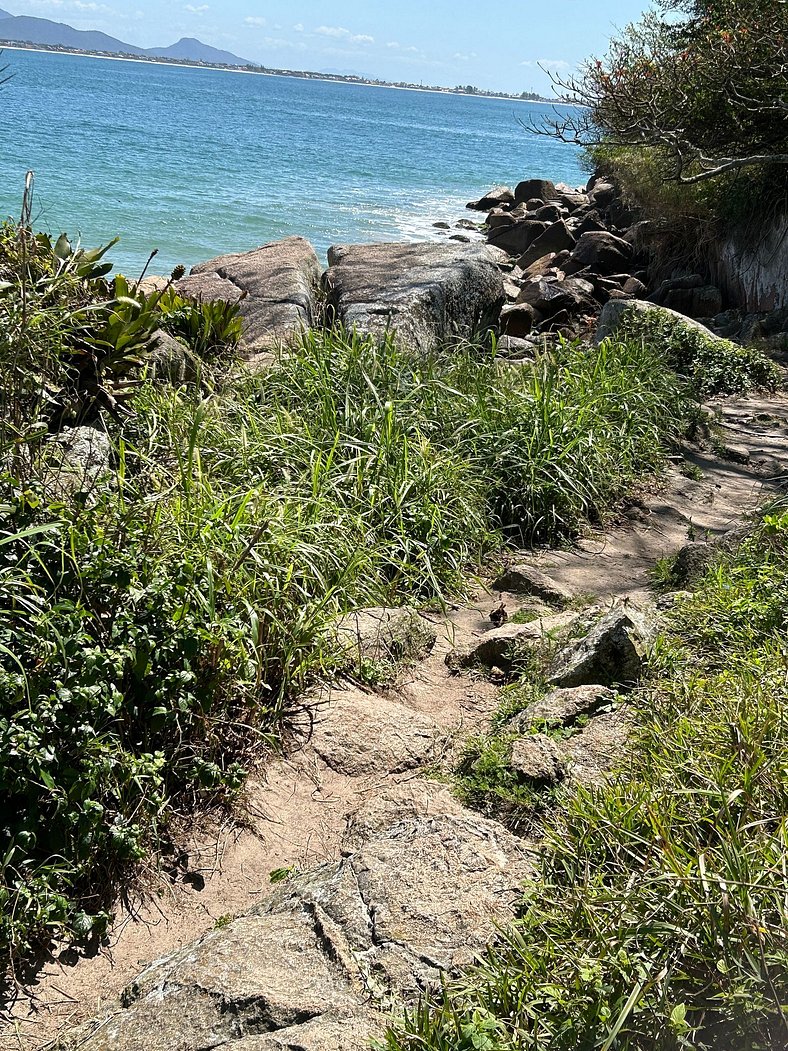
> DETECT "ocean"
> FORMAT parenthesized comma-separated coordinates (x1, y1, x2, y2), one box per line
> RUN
(0, 48, 585, 277)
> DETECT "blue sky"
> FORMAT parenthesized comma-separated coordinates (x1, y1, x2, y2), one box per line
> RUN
(4, 1, 654, 93)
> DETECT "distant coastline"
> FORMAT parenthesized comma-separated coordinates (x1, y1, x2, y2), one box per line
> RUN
(0, 40, 556, 103)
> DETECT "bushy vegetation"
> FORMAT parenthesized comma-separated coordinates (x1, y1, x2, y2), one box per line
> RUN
(385, 509, 788, 1051)
(0, 234, 692, 965)
(616, 307, 780, 397)
(546, 0, 788, 189)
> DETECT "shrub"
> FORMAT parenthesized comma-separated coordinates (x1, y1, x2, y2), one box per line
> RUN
(616, 307, 780, 397)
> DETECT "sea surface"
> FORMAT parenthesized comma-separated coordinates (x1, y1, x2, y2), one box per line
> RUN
(0, 48, 585, 276)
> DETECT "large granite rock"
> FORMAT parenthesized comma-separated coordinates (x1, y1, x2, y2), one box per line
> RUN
(547, 605, 655, 689)
(323, 242, 505, 350)
(595, 299, 727, 344)
(66, 814, 531, 1051)
(175, 236, 321, 357)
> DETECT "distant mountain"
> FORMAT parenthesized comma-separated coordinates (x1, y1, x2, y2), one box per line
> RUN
(0, 12, 251, 66)
(147, 37, 249, 66)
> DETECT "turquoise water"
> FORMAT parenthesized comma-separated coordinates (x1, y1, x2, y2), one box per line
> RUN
(0, 48, 585, 276)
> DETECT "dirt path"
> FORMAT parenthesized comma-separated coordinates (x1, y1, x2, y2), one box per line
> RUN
(3, 392, 788, 1051)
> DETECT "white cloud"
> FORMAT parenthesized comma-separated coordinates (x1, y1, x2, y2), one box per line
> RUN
(244, 15, 266, 26)
(184, 3, 209, 11)
(453, 51, 477, 61)
(292, 23, 304, 31)
(315, 25, 374, 45)
(386, 41, 399, 49)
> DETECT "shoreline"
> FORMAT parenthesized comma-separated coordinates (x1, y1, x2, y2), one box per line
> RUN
(0, 43, 571, 105)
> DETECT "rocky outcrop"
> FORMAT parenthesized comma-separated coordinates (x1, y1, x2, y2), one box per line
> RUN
(175, 236, 322, 358)
(67, 813, 532, 1051)
(450, 611, 578, 672)
(595, 298, 728, 343)
(41, 426, 112, 502)
(492, 565, 573, 606)
(332, 607, 437, 665)
(547, 605, 655, 689)
(323, 242, 505, 351)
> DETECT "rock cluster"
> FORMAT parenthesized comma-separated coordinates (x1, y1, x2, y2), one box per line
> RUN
(466, 175, 788, 348)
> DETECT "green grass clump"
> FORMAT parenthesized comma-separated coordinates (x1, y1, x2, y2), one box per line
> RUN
(386, 509, 788, 1051)
(617, 307, 780, 398)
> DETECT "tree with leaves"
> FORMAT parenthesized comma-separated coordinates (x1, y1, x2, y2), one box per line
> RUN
(540, 0, 788, 184)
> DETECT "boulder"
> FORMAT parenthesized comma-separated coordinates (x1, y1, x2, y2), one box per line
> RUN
(510, 734, 566, 784)
(622, 276, 647, 298)
(467, 185, 515, 210)
(176, 237, 321, 356)
(488, 219, 549, 256)
(323, 242, 505, 351)
(450, 611, 578, 671)
(516, 220, 576, 270)
(559, 710, 631, 784)
(547, 605, 654, 689)
(514, 178, 558, 205)
(69, 814, 531, 1050)
(516, 276, 595, 319)
(41, 426, 112, 501)
(532, 204, 563, 224)
(433, 221, 451, 230)
(574, 212, 607, 236)
(146, 329, 194, 384)
(449, 234, 471, 244)
(664, 285, 723, 319)
(567, 231, 634, 276)
(525, 197, 545, 211)
(558, 192, 591, 213)
(509, 685, 617, 732)
(486, 209, 517, 231)
(595, 299, 726, 344)
(588, 178, 617, 207)
(309, 688, 441, 777)
(500, 303, 537, 337)
(332, 607, 437, 665)
(496, 334, 536, 359)
(492, 564, 573, 606)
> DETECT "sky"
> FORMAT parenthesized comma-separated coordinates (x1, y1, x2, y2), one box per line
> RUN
(3, 0, 655, 94)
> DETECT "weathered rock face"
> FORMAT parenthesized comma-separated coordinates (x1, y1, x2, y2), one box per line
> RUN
(516, 276, 596, 320)
(509, 685, 617, 733)
(175, 236, 322, 356)
(323, 242, 505, 351)
(41, 426, 112, 501)
(516, 220, 576, 269)
(514, 178, 557, 205)
(68, 814, 532, 1051)
(492, 565, 573, 606)
(450, 611, 579, 672)
(466, 185, 515, 211)
(488, 219, 549, 256)
(309, 687, 443, 777)
(510, 734, 566, 784)
(547, 606, 654, 689)
(567, 231, 634, 276)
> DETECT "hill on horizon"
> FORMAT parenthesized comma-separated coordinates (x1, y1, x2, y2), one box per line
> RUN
(0, 11, 251, 66)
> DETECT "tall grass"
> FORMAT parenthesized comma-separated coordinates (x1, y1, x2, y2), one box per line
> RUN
(385, 510, 788, 1051)
(0, 326, 689, 964)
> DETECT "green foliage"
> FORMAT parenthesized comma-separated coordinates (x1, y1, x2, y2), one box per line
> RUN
(453, 733, 550, 832)
(0, 223, 242, 468)
(156, 288, 243, 359)
(386, 510, 788, 1051)
(617, 307, 780, 397)
(557, 0, 788, 188)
